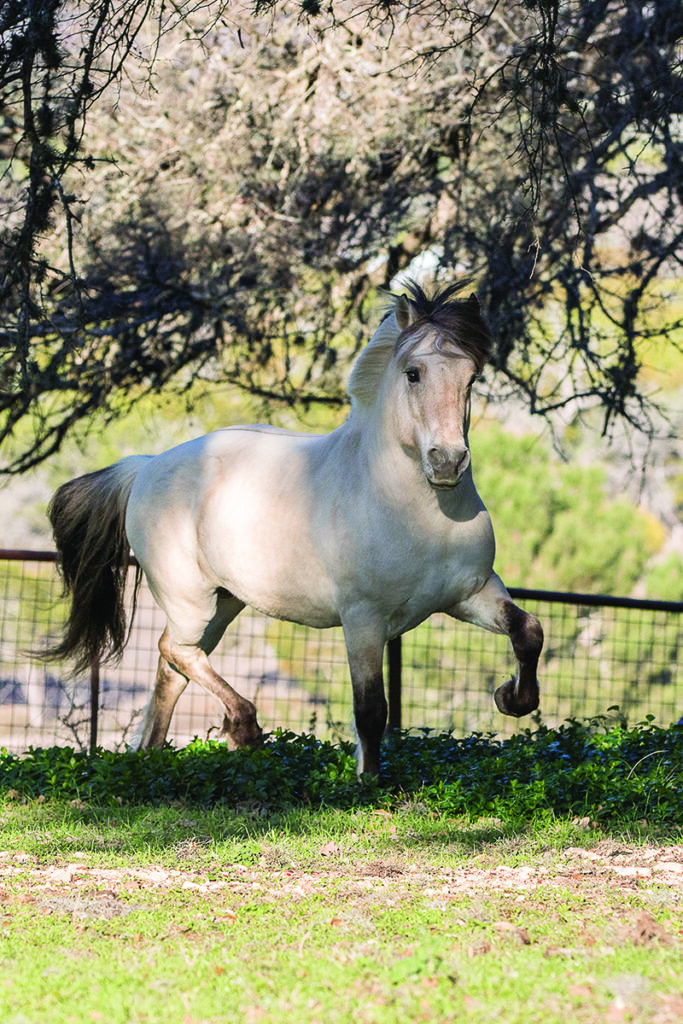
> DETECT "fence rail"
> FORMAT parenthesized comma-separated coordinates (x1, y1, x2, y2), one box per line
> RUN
(1, 549, 681, 753)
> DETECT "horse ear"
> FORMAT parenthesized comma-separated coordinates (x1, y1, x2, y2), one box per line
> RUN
(395, 293, 413, 331)
(467, 292, 480, 311)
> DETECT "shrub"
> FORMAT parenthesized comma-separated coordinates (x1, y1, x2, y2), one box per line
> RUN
(1, 721, 681, 825)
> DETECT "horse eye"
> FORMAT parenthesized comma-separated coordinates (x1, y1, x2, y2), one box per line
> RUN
(406, 367, 421, 384)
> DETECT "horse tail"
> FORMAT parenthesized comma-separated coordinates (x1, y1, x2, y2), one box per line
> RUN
(43, 456, 150, 675)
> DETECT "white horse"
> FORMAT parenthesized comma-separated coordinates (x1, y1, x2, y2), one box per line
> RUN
(45, 281, 542, 775)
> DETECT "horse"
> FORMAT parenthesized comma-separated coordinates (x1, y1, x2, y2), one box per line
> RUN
(44, 280, 543, 775)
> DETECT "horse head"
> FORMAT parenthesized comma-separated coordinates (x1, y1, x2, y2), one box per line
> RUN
(390, 282, 492, 491)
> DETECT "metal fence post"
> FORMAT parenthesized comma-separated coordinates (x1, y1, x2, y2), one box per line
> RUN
(89, 658, 100, 754)
(387, 635, 402, 732)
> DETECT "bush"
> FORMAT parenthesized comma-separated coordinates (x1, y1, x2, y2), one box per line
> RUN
(472, 424, 662, 593)
(1, 721, 681, 824)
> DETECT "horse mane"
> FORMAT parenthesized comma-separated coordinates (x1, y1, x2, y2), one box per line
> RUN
(347, 279, 492, 408)
(346, 307, 403, 407)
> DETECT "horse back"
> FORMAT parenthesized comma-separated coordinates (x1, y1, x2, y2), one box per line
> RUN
(125, 427, 343, 626)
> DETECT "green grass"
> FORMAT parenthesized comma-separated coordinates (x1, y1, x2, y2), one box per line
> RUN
(0, 724, 681, 1022)
(0, 800, 681, 1024)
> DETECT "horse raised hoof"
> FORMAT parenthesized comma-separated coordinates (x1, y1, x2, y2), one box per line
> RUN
(493, 677, 539, 718)
(219, 705, 264, 750)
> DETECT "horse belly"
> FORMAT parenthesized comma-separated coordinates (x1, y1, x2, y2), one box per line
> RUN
(209, 534, 341, 628)
(198, 459, 341, 628)
(230, 546, 341, 627)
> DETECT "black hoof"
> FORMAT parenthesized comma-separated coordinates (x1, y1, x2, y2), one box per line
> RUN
(494, 678, 539, 718)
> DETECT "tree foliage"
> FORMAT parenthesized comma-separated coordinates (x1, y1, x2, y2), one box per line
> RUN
(1, 0, 682, 472)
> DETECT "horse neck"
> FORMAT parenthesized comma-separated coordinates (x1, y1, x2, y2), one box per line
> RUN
(346, 311, 402, 406)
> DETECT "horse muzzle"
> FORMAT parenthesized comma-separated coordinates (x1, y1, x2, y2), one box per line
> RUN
(424, 445, 470, 489)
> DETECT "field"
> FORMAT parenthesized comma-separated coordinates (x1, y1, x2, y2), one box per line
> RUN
(0, 725, 682, 1023)
(0, 803, 681, 1024)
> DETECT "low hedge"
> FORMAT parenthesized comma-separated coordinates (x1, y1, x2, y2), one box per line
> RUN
(1, 720, 681, 823)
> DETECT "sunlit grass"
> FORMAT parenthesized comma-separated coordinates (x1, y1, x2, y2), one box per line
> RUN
(0, 795, 681, 1024)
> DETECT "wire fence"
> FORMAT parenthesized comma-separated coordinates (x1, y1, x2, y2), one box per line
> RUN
(0, 550, 681, 753)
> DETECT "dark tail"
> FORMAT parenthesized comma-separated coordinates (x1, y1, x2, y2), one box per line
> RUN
(43, 456, 148, 675)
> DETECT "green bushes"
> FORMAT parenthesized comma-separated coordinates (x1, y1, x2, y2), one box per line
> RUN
(471, 424, 668, 594)
(2, 721, 681, 825)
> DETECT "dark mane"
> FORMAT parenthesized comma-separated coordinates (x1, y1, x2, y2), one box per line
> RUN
(347, 278, 492, 408)
(394, 280, 492, 374)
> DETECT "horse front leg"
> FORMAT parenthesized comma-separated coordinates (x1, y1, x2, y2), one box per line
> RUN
(343, 618, 388, 777)
(448, 572, 543, 717)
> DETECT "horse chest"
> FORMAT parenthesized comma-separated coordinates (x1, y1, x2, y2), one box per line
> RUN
(341, 504, 495, 633)
(384, 553, 485, 629)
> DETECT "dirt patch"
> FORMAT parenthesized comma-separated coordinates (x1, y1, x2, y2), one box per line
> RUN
(39, 893, 142, 919)
(0, 845, 682, 906)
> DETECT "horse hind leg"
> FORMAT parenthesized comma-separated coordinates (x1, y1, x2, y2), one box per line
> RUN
(130, 656, 188, 750)
(159, 628, 263, 749)
(195, 589, 262, 747)
(134, 588, 262, 750)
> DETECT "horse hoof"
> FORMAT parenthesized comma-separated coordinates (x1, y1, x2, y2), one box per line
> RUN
(220, 711, 264, 750)
(494, 678, 539, 718)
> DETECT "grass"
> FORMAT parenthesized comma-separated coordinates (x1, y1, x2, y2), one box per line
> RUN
(0, 724, 681, 1023)
(0, 801, 681, 1024)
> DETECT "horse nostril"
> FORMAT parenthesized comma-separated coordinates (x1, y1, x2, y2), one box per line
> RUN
(454, 448, 469, 473)
(427, 447, 446, 470)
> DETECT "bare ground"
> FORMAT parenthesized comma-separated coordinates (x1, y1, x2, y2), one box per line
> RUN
(1, 842, 681, 915)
